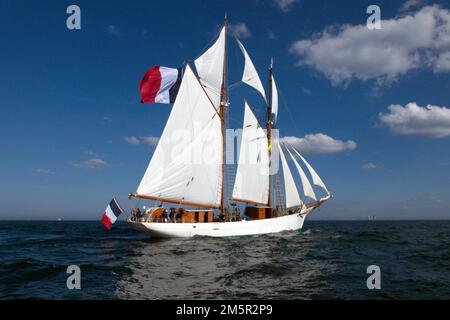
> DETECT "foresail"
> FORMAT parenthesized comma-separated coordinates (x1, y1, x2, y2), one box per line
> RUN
(236, 39, 266, 101)
(136, 65, 223, 207)
(194, 27, 225, 109)
(232, 102, 270, 205)
(286, 147, 317, 201)
(271, 74, 279, 123)
(292, 147, 329, 194)
(276, 139, 302, 208)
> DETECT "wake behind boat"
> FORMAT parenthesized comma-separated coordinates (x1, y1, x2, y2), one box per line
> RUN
(126, 16, 331, 238)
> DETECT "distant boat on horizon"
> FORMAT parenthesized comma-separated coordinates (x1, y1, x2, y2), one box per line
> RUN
(125, 16, 331, 238)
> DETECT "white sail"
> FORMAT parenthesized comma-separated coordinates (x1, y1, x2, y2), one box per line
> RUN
(286, 147, 317, 201)
(136, 65, 223, 207)
(271, 74, 278, 123)
(292, 147, 329, 194)
(276, 139, 302, 208)
(194, 27, 225, 109)
(232, 102, 269, 204)
(236, 39, 266, 101)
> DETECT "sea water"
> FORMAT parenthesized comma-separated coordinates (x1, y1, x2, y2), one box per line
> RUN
(0, 220, 449, 299)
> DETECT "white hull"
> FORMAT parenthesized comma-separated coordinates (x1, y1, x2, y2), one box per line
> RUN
(128, 209, 312, 238)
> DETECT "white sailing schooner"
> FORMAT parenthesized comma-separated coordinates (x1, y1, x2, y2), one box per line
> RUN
(127, 17, 331, 238)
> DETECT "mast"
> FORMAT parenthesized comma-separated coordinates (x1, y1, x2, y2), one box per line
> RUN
(219, 14, 228, 215)
(267, 58, 274, 207)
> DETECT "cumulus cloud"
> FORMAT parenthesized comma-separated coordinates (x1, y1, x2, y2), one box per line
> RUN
(400, 0, 424, 12)
(362, 163, 382, 170)
(72, 158, 108, 170)
(280, 133, 357, 154)
(289, 5, 450, 86)
(378, 102, 450, 138)
(274, 0, 299, 12)
(124, 136, 159, 147)
(229, 23, 251, 39)
(434, 51, 450, 71)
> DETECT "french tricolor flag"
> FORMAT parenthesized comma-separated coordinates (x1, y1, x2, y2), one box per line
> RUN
(139, 66, 182, 104)
(101, 198, 124, 230)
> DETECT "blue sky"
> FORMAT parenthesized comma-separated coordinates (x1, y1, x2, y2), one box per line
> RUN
(0, 0, 449, 220)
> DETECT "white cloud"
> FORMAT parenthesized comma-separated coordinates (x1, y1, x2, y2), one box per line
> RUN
(289, 5, 450, 87)
(281, 133, 357, 154)
(84, 150, 99, 157)
(400, 0, 423, 12)
(124, 136, 159, 147)
(72, 158, 107, 170)
(378, 102, 450, 138)
(434, 51, 450, 72)
(362, 163, 382, 170)
(140, 136, 160, 147)
(124, 136, 140, 145)
(274, 0, 299, 12)
(35, 169, 56, 175)
(106, 25, 122, 36)
(229, 23, 251, 39)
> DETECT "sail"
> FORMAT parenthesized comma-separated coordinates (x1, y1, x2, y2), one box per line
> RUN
(236, 39, 266, 101)
(276, 139, 302, 208)
(286, 147, 316, 201)
(292, 147, 329, 194)
(232, 102, 269, 204)
(271, 74, 279, 123)
(136, 65, 223, 207)
(194, 27, 225, 109)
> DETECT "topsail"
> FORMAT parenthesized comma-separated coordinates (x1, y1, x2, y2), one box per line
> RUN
(195, 27, 226, 109)
(270, 74, 279, 123)
(236, 39, 266, 101)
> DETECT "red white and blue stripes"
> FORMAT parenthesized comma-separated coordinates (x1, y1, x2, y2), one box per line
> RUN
(139, 66, 181, 104)
(101, 198, 124, 230)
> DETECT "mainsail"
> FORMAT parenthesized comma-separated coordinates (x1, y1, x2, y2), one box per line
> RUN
(286, 147, 317, 201)
(232, 102, 270, 205)
(291, 147, 329, 195)
(195, 27, 226, 109)
(276, 139, 303, 208)
(135, 65, 223, 208)
(236, 39, 266, 101)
